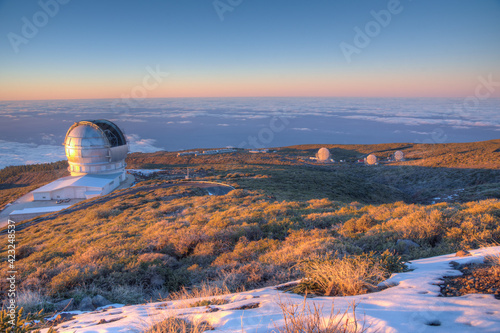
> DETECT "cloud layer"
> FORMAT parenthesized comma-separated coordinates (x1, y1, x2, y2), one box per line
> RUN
(126, 134, 164, 153)
(1, 97, 498, 129)
(0, 140, 66, 170)
(1, 97, 499, 169)
(0, 134, 163, 170)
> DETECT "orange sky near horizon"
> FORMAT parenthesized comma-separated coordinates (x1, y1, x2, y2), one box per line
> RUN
(1, 73, 496, 101)
(1, 1, 499, 103)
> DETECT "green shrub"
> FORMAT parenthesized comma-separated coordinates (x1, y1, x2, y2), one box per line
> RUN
(379, 249, 407, 273)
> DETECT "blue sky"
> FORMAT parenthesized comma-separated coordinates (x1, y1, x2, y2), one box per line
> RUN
(0, 0, 499, 100)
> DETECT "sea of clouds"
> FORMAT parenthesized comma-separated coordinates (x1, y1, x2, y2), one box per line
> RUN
(0, 97, 498, 170)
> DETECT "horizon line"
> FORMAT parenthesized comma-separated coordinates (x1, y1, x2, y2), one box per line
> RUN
(1, 95, 495, 102)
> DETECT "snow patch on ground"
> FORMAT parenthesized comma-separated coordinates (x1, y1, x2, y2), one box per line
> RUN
(42, 246, 500, 333)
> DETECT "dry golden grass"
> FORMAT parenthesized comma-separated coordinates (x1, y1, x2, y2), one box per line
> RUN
(188, 298, 229, 308)
(486, 252, 500, 267)
(144, 317, 213, 333)
(1, 140, 499, 314)
(273, 296, 368, 333)
(2, 168, 499, 307)
(165, 282, 234, 310)
(15, 289, 53, 314)
(0, 161, 68, 211)
(482, 241, 500, 277)
(295, 254, 388, 296)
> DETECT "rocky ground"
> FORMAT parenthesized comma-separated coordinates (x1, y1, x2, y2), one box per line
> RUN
(439, 260, 500, 299)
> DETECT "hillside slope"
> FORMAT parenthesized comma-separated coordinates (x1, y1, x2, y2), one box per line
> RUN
(126, 139, 500, 204)
(0, 140, 499, 322)
(39, 246, 500, 333)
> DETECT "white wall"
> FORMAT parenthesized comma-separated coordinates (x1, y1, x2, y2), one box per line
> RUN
(32, 172, 124, 201)
(51, 187, 76, 199)
(101, 174, 122, 195)
(33, 191, 51, 201)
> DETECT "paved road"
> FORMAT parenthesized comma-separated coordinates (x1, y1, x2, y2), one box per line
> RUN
(0, 181, 233, 234)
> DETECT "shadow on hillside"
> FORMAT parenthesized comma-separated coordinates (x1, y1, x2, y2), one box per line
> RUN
(369, 144, 414, 154)
(125, 142, 500, 205)
(249, 163, 500, 205)
(351, 164, 500, 204)
(0, 183, 30, 190)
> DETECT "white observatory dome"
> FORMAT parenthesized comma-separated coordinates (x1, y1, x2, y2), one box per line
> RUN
(64, 120, 128, 176)
(316, 147, 331, 162)
(394, 150, 404, 161)
(366, 154, 378, 165)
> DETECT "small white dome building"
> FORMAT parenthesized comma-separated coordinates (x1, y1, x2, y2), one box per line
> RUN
(32, 120, 129, 201)
(365, 154, 378, 165)
(316, 147, 331, 162)
(394, 150, 404, 161)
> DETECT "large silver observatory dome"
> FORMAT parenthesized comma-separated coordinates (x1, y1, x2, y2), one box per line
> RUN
(64, 120, 128, 176)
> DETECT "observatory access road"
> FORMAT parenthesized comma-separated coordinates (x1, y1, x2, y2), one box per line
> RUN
(1, 181, 233, 234)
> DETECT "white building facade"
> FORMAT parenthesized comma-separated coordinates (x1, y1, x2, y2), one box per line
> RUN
(32, 119, 128, 201)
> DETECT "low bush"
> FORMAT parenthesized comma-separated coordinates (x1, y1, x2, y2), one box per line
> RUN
(188, 298, 229, 308)
(484, 241, 500, 277)
(145, 317, 213, 333)
(167, 282, 232, 302)
(16, 290, 53, 314)
(294, 253, 389, 296)
(378, 249, 407, 273)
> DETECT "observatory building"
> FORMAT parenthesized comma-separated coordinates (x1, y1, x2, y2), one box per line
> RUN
(32, 120, 129, 201)
(65, 120, 128, 176)
(364, 154, 378, 165)
(394, 151, 405, 161)
(316, 147, 331, 162)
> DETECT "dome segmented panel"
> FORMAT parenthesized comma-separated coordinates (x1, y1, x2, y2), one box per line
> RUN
(92, 119, 127, 147)
(65, 125, 108, 147)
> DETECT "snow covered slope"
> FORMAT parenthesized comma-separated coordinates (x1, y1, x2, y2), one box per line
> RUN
(42, 246, 500, 333)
